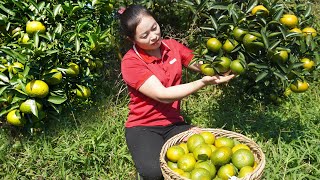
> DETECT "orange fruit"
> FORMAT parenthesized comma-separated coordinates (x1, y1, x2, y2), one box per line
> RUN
(187, 134, 205, 153)
(232, 144, 250, 153)
(252, 5, 269, 16)
(233, 27, 247, 41)
(181, 171, 191, 179)
(210, 144, 217, 153)
(289, 28, 302, 34)
(167, 161, 178, 170)
(6, 110, 26, 126)
(178, 142, 189, 154)
(301, 57, 315, 71)
(177, 153, 196, 172)
(215, 137, 235, 148)
(193, 144, 212, 161)
(232, 149, 255, 169)
(191, 168, 211, 180)
(290, 80, 309, 93)
(166, 145, 185, 162)
(222, 39, 238, 53)
(206, 38, 222, 53)
(19, 99, 43, 114)
(21, 33, 29, 44)
(172, 168, 184, 175)
(44, 69, 63, 85)
(66, 62, 80, 77)
(302, 27, 317, 37)
(280, 14, 298, 28)
(26, 80, 49, 98)
(76, 86, 91, 99)
(195, 161, 217, 178)
(200, 131, 215, 145)
(26, 21, 46, 34)
(242, 33, 263, 53)
(230, 60, 245, 74)
(217, 164, 236, 180)
(215, 57, 231, 73)
(210, 146, 232, 166)
(200, 64, 215, 76)
(238, 166, 254, 178)
(272, 50, 289, 63)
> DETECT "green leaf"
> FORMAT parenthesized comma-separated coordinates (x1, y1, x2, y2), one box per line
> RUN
(33, 31, 39, 48)
(261, 27, 269, 49)
(209, 15, 218, 32)
(28, 99, 38, 117)
(1, 48, 26, 63)
(273, 7, 284, 21)
(0, 72, 9, 83)
(255, 71, 269, 82)
(54, 23, 63, 35)
(269, 40, 282, 50)
(0, 4, 16, 16)
(47, 95, 67, 105)
(0, 104, 19, 117)
(38, 1, 45, 11)
(0, 86, 8, 95)
(75, 37, 80, 53)
(304, 3, 312, 18)
(11, 93, 27, 104)
(53, 4, 62, 18)
(246, 0, 258, 14)
(11, 1, 25, 11)
(70, 6, 81, 16)
(273, 71, 287, 80)
(210, 5, 228, 10)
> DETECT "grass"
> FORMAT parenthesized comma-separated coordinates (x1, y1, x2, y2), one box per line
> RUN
(0, 78, 319, 179)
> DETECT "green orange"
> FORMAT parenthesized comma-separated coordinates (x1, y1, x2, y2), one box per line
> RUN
(232, 149, 255, 169)
(280, 14, 298, 28)
(26, 80, 49, 98)
(206, 38, 222, 53)
(6, 110, 26, 126)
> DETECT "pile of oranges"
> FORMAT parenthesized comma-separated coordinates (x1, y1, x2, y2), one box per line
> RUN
(165, 131, 258, 180)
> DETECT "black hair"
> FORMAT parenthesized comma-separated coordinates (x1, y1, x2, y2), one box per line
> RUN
(119, 4, 154, 40)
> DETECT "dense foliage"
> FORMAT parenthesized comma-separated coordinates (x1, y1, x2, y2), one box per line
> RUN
(0, 0, 118, 131)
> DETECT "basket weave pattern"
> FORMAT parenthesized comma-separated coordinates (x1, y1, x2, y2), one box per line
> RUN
(160, 128, 266, 180)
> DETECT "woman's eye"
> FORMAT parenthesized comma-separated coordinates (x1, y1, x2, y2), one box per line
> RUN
(152, 26, 157, 31)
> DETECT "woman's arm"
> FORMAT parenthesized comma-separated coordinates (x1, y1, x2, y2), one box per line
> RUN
(138, 74, 235, 104)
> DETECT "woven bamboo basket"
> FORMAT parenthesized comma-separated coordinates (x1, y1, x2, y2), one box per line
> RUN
(160, 128, 266, 180)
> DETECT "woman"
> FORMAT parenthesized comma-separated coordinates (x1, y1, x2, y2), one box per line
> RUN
(119, 4, 234, 180)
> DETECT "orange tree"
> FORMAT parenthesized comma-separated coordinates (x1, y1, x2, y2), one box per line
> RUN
(168, 0, 320, 102)
(0, 0, 118, 131)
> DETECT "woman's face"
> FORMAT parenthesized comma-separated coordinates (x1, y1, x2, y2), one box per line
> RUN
(134, 15, 162, 51)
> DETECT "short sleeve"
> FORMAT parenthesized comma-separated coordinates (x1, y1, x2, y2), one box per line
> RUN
(121, 56, 153, 90)
(169, 39, 194, 67)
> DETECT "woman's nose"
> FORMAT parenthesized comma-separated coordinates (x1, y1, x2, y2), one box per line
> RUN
(150, 33, 158, 42)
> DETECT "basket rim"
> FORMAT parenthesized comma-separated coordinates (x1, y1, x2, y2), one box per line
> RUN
(160, 128, 266, 180)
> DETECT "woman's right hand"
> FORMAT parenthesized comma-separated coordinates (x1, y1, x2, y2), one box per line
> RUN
(201, 72, 235, 85)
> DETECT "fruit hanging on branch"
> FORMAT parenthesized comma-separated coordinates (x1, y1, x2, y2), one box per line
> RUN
(192, 0, 319, 100)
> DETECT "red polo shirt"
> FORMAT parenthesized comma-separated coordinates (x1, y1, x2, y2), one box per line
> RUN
(121, 39, 194, 128)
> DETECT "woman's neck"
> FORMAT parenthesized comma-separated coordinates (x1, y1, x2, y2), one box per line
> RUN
(145, 48, 161, 59)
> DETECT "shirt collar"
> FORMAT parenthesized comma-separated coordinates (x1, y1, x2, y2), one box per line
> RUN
(133, 41, 170, 63)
